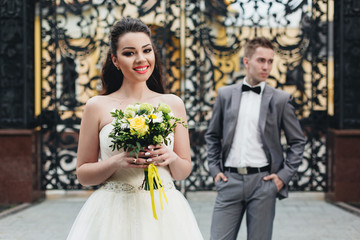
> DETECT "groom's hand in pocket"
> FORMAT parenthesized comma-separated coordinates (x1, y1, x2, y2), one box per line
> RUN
(214, 172, 228, 184)
(263, 174, 284, 192)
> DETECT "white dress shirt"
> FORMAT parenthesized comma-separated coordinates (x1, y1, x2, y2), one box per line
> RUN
(225, 79, 269, 168)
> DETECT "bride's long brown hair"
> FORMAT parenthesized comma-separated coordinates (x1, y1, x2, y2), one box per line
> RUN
(101, 18, 165, 95)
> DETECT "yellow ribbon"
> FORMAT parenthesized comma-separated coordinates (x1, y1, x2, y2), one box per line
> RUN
(148, 163, 168, 220)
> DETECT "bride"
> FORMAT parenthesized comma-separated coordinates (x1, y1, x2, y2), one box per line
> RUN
(67, 17, 203, 240)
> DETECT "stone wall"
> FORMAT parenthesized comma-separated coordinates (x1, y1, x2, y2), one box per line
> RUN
(0, 130, 44, 204)
(327, 129, 360, 202)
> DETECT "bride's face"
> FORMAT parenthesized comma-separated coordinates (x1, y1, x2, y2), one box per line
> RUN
(112, 32, 155, 84)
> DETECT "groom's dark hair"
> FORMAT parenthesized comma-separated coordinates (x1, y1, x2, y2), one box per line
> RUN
(244, 37, 274, 58)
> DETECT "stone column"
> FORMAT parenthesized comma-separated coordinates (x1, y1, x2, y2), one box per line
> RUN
(327, 0, 360, 202)
(0, 0, 44, 203)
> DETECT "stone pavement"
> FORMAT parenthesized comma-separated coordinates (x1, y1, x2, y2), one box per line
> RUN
(0, 191, 359, 240)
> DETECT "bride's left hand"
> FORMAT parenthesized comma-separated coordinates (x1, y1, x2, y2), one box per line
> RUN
(144, 144, 178, 167)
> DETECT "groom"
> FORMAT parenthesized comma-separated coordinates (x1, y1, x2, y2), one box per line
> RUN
(205, 37, 305, 240)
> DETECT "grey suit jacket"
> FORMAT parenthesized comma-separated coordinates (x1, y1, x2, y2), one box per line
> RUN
(205, 81, 306, 199)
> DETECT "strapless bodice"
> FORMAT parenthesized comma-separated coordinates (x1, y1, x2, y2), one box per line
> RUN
(99, 123, 175, 191)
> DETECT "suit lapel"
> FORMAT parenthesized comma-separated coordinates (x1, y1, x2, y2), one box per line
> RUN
(258, 84, 273, 134)
(258, 84, 273, 163)
(223, 84, 242, 160)
(230, 84, 242, 124)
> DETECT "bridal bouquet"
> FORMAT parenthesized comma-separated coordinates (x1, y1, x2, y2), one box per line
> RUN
(108, 102, 187, 219)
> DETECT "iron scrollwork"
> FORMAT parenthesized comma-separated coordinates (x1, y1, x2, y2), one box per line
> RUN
(39, 0, 329, 192)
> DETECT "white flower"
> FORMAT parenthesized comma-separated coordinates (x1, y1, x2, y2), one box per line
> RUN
(120, 123, 129, 129)
(119, 119, 129, 129)
(168, 112, 174, 117)
(135, 104, 140, 112)
(149, 111, 163, 123)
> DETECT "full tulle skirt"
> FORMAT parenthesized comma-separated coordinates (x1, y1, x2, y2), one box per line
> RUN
(67, 184, 204, 240)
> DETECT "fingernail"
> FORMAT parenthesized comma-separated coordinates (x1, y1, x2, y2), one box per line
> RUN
(145, 152, 150, 156)
(148, 146, 152, 149)
(146, 158, 152, 162)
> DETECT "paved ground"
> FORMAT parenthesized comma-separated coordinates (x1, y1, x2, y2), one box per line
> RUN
(0, 191, 359, 240)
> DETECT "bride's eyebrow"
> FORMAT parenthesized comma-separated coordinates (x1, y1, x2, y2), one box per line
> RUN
(121, 44, 152, 51)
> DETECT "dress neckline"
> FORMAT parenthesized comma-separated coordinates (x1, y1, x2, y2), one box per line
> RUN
(99, 122, 113, 135)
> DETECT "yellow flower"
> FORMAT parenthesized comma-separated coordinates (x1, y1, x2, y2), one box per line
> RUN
(129, 116, 149, 136)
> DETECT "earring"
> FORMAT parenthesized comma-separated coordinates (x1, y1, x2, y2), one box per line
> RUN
(116, 66, 120, 71)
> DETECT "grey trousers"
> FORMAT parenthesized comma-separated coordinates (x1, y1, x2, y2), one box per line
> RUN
(210, 171, 277, 240)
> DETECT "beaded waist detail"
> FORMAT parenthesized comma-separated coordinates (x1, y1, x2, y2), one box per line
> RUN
(100, 180, 175, 193)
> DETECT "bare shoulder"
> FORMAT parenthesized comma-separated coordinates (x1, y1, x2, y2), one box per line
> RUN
(158, 94, 185, 111)
(82, 95, 113, 122)
(84, 95, 106, 110)
(162, 93, 184, 104)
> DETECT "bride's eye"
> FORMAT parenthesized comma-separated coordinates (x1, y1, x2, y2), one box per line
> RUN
(144, 48, 152, 53)
(123, 52, 134, 56)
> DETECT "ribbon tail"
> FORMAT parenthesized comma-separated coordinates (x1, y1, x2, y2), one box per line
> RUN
(148, 165, 158, 220)
(161, 185, 168, 204)
(153, 166, 168, 205)
(147, 164, 169, 220)
(153, 174, 163, 210)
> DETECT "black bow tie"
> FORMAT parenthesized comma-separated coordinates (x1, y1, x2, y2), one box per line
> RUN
(242, 84, 261, 94)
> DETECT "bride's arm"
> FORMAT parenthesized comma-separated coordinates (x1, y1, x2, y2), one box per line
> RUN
(76, 98, 118, 186)
(152, 95, 192, 180)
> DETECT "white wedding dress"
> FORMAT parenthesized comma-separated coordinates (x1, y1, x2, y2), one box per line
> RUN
(67, 123, 204, 240)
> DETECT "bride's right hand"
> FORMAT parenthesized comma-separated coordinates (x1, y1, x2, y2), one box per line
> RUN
(114, 151, 150, 169)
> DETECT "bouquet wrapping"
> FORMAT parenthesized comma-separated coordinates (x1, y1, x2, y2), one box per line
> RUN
(108, 102, 186, 220)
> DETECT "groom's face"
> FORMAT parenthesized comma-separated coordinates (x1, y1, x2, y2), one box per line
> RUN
(243, 46, 274, 85)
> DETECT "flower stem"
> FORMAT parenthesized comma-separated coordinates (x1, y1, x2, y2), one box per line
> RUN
(143, 169, 159, 190)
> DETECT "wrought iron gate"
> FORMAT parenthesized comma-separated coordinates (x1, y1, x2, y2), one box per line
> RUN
(39, 0, 330, 192)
